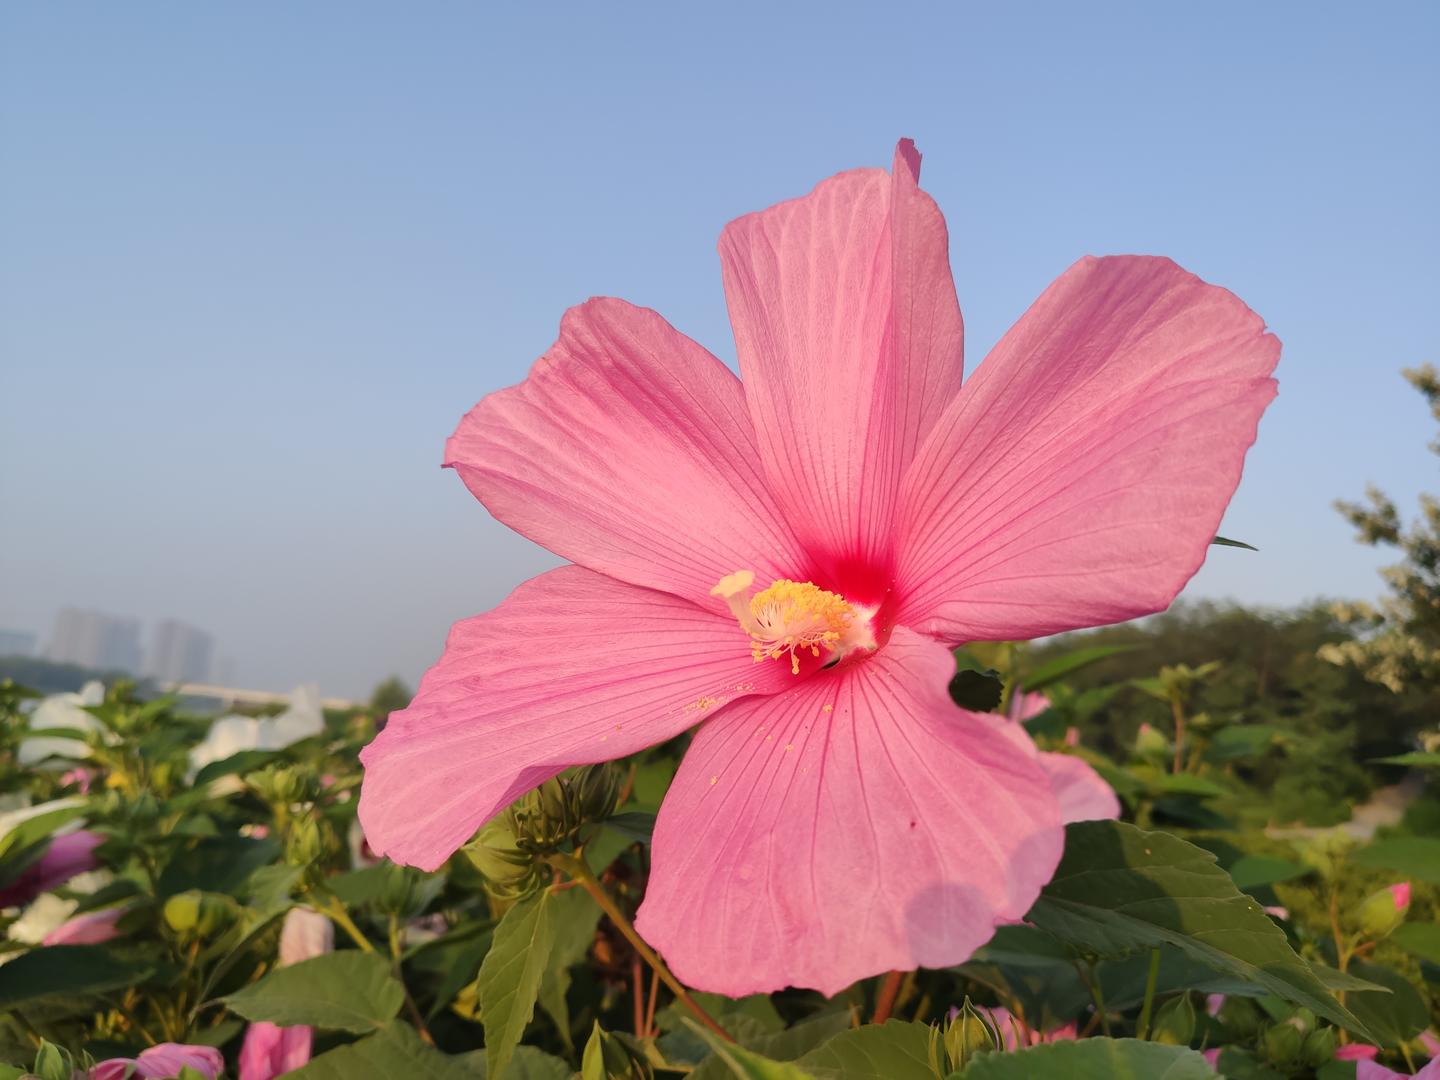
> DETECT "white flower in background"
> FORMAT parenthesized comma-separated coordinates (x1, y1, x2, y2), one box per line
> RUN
(3, 871, 112, 953)
(189, 685, 325, 776)
(18, 682, 105, 766)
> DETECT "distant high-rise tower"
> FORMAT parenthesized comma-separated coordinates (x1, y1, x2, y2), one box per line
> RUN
(147, 619, 215, 684)
(46, 609, 144, 673)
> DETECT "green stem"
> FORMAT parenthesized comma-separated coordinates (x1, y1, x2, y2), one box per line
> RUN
(548, 851, 733, 1042)
(1136, 948, 1161, 1039)
(1086, 961, 1112, 1037)
(317, 896, 375, 954)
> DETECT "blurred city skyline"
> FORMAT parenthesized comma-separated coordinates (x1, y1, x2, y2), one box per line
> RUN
(2, 3, 1436, 697)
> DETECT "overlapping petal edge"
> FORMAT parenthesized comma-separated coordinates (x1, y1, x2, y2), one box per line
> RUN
(358, 138, 1279, 994)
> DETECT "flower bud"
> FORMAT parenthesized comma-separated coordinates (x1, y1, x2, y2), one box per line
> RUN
(1151, 993, 1196, 1046)
(508, 764, 625, 854)
(1357, 881, 1410, 939)
(164, 890, 203, 935)
(1261, 1021, 1303, 1066)
(943, 999, 999, 1071)
(164, 890, 237, 941)
(465, 818, 542, 900)
(1134, 722, 1168, 760)
(1300, 1025, 1337, 1067)
(32, 1040, 73, 1080)
(1216, 996, 1262, 1037)
(582, 1021, 654, 1079)
(379, 861, 418, 916)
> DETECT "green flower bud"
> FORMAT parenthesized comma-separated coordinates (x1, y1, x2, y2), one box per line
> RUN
(164, 890, 203, 934)
(508, 764, 625, 854)
(1357, 882, 1410, 940)
(1134, 722, 1168, 760)
(32, 1040, 73, 1080)
(164, 890, 237, 940)
(1216, 995, 1262, 1037)
(1301, 1025, 1337, 1067)
(285, 815, 326, 868)
(582, 1022, 654, 1080)
(379, 861, 417, 915)
(1261, 1021, 1303, 1066)
(943, 999, 999, 1071)
(1151, 993, 1196, 1046)
(465, 818, 542, 900)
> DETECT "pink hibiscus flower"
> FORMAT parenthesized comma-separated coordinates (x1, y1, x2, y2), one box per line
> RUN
(237, 907, 333, 1079)
(1358, 1057, 1440, 1079)
(359, 140, 1278, 995)
(43, 905, 128, 946)
(0, 829, 103, 908)
(89, 1043, 224, 1080)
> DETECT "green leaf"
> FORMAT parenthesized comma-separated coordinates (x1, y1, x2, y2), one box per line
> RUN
(0, 805, 86, 860)
(602, 811, 656, 842)
(158, 835, 281, 897)
(956, 1037, 1215, 1079)
(796, 1021, 936, 1080)
(1371, 751, 1440, 767)
(1021, 645, 1136, 693)
(690, 1013, 853, 1080)
(1024, 820, 1372, 1038)
(684, 1020, 817, 1080)
(285, 1022, 478, 1079)
(1212, 535, 1258, 551)
(1350, 836, 1440, 882)
(193, 748, 283, 785)
(0, 945, 149, 1007)
(1226, 855, 1310, 891)
(537, 886, 603, 1053)
(1392, 921, 1440, 964)
(222, 951, 404, 1033)
(479, 887, 558, 1080)
(1344, 960, 1429, 1047)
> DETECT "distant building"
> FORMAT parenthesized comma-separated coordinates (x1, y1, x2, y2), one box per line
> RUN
(148, 619, 215, 684)
(46, 608, 144, 673)
(0, 629, 37, 657)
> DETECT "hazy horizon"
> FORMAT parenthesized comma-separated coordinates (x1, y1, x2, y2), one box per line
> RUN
(3, 3, 1436, 699)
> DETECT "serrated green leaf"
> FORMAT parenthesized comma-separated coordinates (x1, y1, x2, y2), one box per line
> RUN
(222, 951, 404, 1033)
(1392, 921, 1440, 964)
(1212, 535, 1258, 550)
(1350, 836, 1440, 882)
(1024, 820, 1373, 1038)
(1344, 960, 1429, 1047)
(1021, 645, 1136, 693)
(479, 887, 557, 1080)
(796, 1020, 935, 1080)
(0, 945, 149, 1007)
(955, 1037, 1214, 1079)
(284, 1021, 477, 1079)
(537, 886, 602, 1053)
(684, 1020, 817, 1079)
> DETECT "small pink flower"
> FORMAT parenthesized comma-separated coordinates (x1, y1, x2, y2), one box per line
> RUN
(358, 140, 1279, 994)
(43, 905, 127, 946)
(1006, 691, 1051, 723)
(0, 829, 103, 907)
(239, 1020, 313, 1080)
(1337, 1044, 1382, 1061)
(1063, 727, 1080, 748)
(90, 1043, 224, 1079)
(1203, 1048, 1222, 1067)
(984, 1005, 1076, 1050)
(1389, 882, 1412, 911)
(278, 906, 334, 965)
(1264, 905, 1289, 920)
(1205, 993, 1225, 1017)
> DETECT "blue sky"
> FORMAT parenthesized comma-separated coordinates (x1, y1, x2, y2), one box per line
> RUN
(1, 3, 1435, 697)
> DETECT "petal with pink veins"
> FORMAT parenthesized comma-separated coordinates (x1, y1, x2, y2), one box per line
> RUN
(1038, 752, 1122, 823)
(719, 141, 965, 586)
(445, 298, 808, 608)
(895, 255, 1279, 640)
(634, 627, 1062, 996)
(359, 565, 795, 870)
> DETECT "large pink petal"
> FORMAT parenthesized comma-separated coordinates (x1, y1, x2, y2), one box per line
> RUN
(895, 256, 1279, 640)
(719, 141, 964, 591)
(358, 565, 792, 870)
(446, 298, 809, 607)
(634, 627, 1062, 996)
(1039, 752, 1121, 823)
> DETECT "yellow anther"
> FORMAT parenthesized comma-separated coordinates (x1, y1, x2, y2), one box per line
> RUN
(713, 570, 866, 675)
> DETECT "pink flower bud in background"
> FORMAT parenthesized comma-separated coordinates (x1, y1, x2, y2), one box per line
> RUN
(1064, 726, 1080, 747)
(278, 906, 334, 965)
(1264, 905, 1289, 920)
(1335, 1044, 1380, 1061)
(1421, 1030, 1440, 1057)
(43, 905, 127, 946)
(1203, 1048, 1221, 1067)
(90, 1043, 224, 1079)
(236, 906, 335, 1078)
(239, 1021, 313, 1080)
(1205, 994, 1225, 1017)
(0, 829, 103, 907)
(1357, 882, 1411, 939)
(59, 767, 95, 793)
